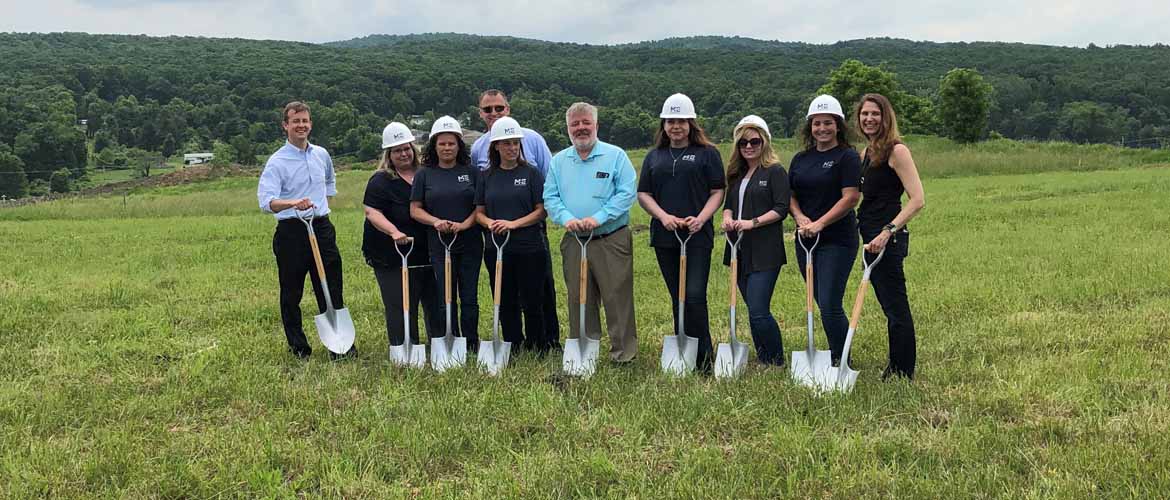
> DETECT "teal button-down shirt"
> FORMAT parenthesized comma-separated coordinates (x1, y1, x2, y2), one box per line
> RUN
(543, 140, 636, 235)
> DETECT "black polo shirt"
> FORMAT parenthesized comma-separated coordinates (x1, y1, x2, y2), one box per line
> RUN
(637, 145, 726, 249)
(410, 163, 482, 257)
(362, 170, 431, 268)
(788, 146, 861, 248)
(475, 164, 546, 255)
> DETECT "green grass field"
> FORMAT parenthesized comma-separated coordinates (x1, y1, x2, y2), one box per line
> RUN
(2, 139, 1169, 498)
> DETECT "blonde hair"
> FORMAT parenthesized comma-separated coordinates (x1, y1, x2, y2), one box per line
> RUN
(726, 125, 779, 183)
(376, 143, 419, 179)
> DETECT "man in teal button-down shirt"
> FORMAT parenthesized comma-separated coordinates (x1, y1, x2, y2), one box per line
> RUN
(544, 102, 638, 363)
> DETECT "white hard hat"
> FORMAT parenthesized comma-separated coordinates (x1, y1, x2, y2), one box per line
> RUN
(734, 115, 771, 140)
(381, 122, 413, 149)
(429, 115, 463, 139)
(489, 117, 524, 142)
(660, 93, 697, 119)
(807, 95, 845, 119)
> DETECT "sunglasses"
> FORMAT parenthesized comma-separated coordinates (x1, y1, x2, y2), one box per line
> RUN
(481, 105, 507, 113)
(737, 138, 764, 148)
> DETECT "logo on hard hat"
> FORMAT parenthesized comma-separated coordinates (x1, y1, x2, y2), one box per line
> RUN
(394, 133, 405, 139)
(505, 127, 516, 134)
(817, 103, 829, 110)
(670, 106, 681, 113)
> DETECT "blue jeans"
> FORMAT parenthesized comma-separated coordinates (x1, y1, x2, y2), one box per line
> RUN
(795, 242, 856, 361)
(736, 267, 784, 365)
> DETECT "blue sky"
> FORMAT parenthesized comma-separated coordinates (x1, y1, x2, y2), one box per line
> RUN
(3, 0, 1167, 47)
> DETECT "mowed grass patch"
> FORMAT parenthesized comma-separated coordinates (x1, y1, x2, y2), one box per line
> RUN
(1, 161, 1169, 497)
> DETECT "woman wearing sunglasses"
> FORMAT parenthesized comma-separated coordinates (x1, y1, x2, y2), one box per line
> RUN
(788, 95, 861, 367)
(720, 115, 790, 366)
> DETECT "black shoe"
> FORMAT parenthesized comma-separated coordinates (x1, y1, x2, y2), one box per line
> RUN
(328, 345, 357, 361)
(831, 357, 841, 367)
(290, 347, 311, 360)
(881, 366, 913, 381)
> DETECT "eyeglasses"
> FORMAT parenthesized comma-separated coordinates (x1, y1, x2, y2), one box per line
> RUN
(481, 105, 507, 113)
(737, 138, 764, 148)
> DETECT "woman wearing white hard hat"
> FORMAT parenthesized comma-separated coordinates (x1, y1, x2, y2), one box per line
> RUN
(637, 93, 726, 375)
(788, 94, 861, 367)
(720, 115, 790, 366)
(410, 116, 483, 352)
(473, 117, 553, 354)
(363, 122, 442, 356)
(854, 93, 925, 380)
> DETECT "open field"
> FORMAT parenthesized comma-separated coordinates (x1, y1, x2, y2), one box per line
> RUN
(1, 142, 1169, 497)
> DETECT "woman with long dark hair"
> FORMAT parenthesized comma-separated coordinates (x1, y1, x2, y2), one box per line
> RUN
(410, 116, 483, 352)
(720, 115, 789, 366)
(637, 93, 726, 374)
(474, 117, 552, 354)
(363, 122, 442, 357)
(855, 93, 925, 380)
(788, 94, 861, 367)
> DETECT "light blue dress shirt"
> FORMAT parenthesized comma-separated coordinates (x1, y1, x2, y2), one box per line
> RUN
(543, 140, 636, 236)
(257, 141, 336, 220)
(470, 127, 553, 176)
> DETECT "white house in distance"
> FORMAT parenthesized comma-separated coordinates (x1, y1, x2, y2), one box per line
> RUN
(183, 153, 214, 165)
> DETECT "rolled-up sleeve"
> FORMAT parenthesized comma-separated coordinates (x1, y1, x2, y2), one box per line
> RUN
(590, 151, 636, 225)
(770, 165, 790, 219)
(543, 159, 571, 226)
(257, 162, 281, 213)
(324, 153, 337, 197)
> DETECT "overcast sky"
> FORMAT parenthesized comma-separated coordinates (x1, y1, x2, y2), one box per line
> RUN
(3, 0, 1167, 47)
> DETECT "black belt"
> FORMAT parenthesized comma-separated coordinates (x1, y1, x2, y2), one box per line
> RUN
(588, 225, 626, 240)
(278, 214, 330, 225)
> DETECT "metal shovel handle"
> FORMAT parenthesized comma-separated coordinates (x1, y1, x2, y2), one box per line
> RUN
(725, 231, 740, 344)
(575, 230, 593, 342)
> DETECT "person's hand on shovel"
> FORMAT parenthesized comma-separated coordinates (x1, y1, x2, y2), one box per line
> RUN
(489, 218, 517, 234)
(433, 219, 455, 233)
(683, 216, 702, 234)
(292, 197, 314, 210)
(391, 231, 411, 245)
(864, 230, 891, 254)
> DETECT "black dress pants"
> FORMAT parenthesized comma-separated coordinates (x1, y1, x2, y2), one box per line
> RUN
(272, 216, 345, 357)
(862, 230, 916, 378)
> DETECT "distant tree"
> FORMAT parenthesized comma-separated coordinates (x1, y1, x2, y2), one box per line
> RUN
(818, 59, 901, 115)
(229, 134, 258, 165)
(0, 147, 28, 198)
(938, 68, 993, 142)
(28, 179, 49, 197)
(49, 168, 72, 193)
(211, 140, 236, 166)
(357, 132, 381, 161)
(605, 104, 656, 149)
(1056, 101, 1131, 144)
(93, 130, 115, 153)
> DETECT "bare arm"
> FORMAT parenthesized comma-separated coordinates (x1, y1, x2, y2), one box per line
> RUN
(864, 144, 926, 253)
(364, 205, 407, 241)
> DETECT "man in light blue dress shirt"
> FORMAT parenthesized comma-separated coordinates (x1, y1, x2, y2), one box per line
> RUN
(257, 101, 353, 360)
(470, 89, 563, 352)
(544, 102, 639, 363)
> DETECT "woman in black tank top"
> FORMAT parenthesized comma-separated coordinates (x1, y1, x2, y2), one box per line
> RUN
(855, 93, 926, 380)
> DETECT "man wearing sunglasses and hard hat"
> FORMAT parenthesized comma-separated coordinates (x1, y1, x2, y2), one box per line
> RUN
(470, 89, 562, 354)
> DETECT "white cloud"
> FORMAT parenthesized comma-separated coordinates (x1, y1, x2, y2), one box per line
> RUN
(2, 0, 1167, 46)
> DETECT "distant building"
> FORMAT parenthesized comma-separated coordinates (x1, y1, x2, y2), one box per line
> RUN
(183, 153, 214, 165)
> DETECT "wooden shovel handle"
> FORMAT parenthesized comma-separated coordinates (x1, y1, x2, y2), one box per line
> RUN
(493, 259, 503, 306)
(578, 257, 588, 306)
(307, 232, 327, 285)
(401, 267, 410, 312)
(805, 262, 815, 313)
(678, 254, 687, 301)
(444, 253, 452, 303)
(848, 279, 870, 331)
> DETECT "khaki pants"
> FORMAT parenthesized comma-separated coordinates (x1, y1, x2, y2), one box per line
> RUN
(560, 226, 638, 362)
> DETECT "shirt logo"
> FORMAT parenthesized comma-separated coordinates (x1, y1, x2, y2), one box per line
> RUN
(821, 161, 835, 169)
(514, 178, 527, 187)
(758, 180, 768, 187)
(595, 171, 610, 179)
(457, 174, 470, 182)
(682, 154, 696, 162)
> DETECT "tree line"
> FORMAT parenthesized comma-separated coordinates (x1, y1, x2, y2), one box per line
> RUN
(1, 32, 1167, 199)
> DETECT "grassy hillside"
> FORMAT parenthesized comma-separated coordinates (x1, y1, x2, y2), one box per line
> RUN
(1, 144, 1168, 497)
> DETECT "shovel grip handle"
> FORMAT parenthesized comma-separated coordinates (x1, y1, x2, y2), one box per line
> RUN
(805, 262, 815, 313)
(307, 233, 327, 285)
(848, 279, 870, 331)
(678, 254, 687, 301)
(401, 267, 410, 312)
(444, 253, 452, 303)
(578, 257, 588, 305)
(728, 258, 738, 308)
(493, 260, 503, 306)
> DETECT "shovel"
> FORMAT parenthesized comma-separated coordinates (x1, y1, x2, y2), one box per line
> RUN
(660, 229, 698, 376)
(430, 230, 467, 372)
(816, 247, 886, 393)
(563, 230, 600, 378)
(297, 210, 355, 354)
(791, 232, 832, 387)
(389, 237, 426, 368)
(478, 230, 512, 375)
(714, 230, 749, 379)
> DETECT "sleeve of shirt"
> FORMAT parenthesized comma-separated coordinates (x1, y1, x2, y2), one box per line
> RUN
(636, 151, 654, 193)
(788, 153, 801, 193)
(531, 134, 554, 177)
(591, 149, 637, 225)
(474, 172, 486, 206)
(530, 169, 546, 208)
(542, 157, 571, 226)
(724, 176, 736, 211)
(257, 159, 281, 214)
(770, 165, 790, 219)
(840, 150, 861, 189)
(705, 148, 727, 189)
(324, 151, 337, 197)
(410, 169, 426, 202)
(362, 173, 389, 210)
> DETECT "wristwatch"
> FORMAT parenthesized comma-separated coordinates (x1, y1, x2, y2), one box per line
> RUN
(883, 223, 897, 234)
(752, 217, 760, 227)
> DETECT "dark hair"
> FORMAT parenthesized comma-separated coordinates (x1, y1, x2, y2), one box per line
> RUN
(799, 114, 852, 153)
(479, 89, 508, 105)
(422, 132, 470, 168)
(487, 140, 530, 175)
(854, 93, 902, 166)
(282, 101, 310, 122)
(653, 118, 715, 149)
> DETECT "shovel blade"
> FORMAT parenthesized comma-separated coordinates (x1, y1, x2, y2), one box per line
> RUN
(714, 342, 749, 379)
(389, 343, 427, 368)
(562, 337, 600, 378)
(430, 335, 467, 373)
(660, 335, 698, 376)
(477, 340, 512, 376)
(790, 349, 833, 388)
(314, 307, 356, 354)
(816, 365, 859, 393)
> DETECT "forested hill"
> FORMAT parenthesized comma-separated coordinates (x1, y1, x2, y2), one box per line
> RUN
(1, 31, 1168, 199)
